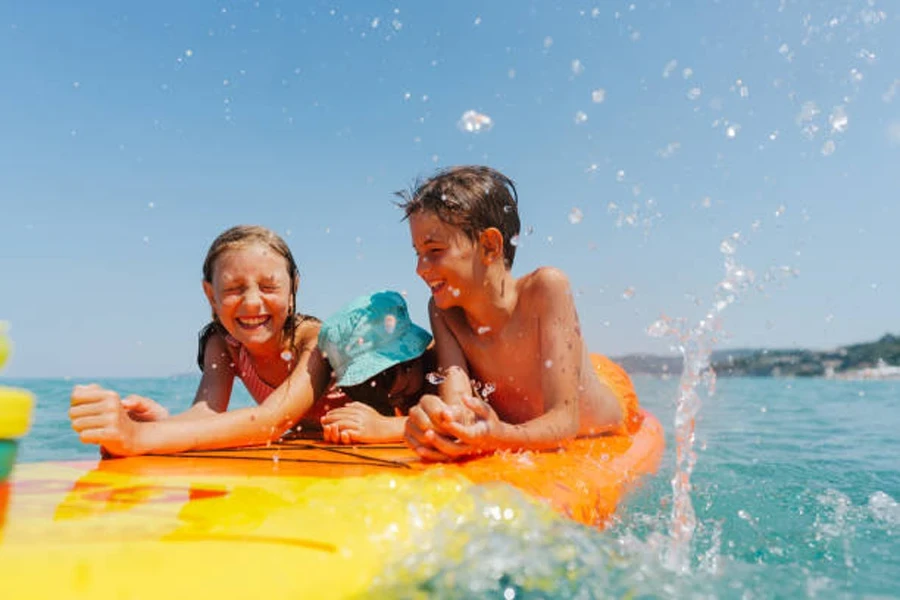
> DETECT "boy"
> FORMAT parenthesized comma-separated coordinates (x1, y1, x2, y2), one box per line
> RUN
(399, 165, 638, 461)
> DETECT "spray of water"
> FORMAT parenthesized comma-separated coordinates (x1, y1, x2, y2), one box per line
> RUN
(647, 228, 796, 573)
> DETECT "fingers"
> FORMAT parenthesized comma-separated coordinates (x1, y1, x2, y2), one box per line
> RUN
(404, 431, 452, 462)
(70, 415, 111, 433)
(460, 395, 491, 419)
(424, 429, 477, 459)
(71, 384, 118, 407)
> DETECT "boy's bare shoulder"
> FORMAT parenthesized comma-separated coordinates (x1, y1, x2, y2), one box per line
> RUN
(520, 266, 572, 301)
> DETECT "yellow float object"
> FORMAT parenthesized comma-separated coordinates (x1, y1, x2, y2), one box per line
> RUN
(0, 409, 663, 599)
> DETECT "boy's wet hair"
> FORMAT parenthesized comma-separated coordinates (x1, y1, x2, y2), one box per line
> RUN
(397, 165, 521, 268)
(197, 225, 317, 370)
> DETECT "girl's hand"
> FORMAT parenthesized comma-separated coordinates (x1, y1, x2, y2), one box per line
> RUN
(121, 395, 170, 422)
(320, 402, 395, 444)
(69, 384, 143, 457)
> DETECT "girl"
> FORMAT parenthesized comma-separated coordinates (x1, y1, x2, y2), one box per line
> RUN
(69, 225, 337, 456)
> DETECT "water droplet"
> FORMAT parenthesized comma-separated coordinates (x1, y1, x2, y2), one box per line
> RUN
(574, 111, 588, 124)
(571, 59, 584, 76)
(451, 287, 461, 297)
(775, 205, 786, 218)
(829, 107, 848, 133)
(544, 359, 553, 368)
(458, 110, 493, 133)
(142, 236, 150, 244)
(769, 130, 779, 141)
(568, 207, 583, 224)
(647, 319, 670, 338)
(821, 140, 836, 156)
(147, 202, 155, 209)
(720, 239, 736, 255)
(591, 88, 606, 103)
(682, 67, 693, 79)
(474, 16, 482, 26)
(72, 81, 80, 89)
(662, 59, 677, 78)
(725, 124, 741, 139)
(184, 49, 193, 58)
(701, 196, 712, 208)
(477, 326, 491, 335)
(383, 315, 397, 335)
(426, 372, 445, 385)
(686, 87, 702, 101)
(391, 19, 402, 31)
(503, 587, 516, 600)
(622, 286, 635, 300)
(616, 169, 626, 182)
(509, 234, 519, 247)
(543, 36, 553, 49)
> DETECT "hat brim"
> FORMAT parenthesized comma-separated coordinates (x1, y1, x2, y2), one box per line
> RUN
(335, 325, 432, 387)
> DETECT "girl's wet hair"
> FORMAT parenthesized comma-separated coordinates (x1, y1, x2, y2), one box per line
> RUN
(396, 165, 521, 268)
(197, 225, 317, 370)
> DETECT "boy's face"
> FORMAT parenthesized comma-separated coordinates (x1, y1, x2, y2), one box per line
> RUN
(409, 210, 481, 310)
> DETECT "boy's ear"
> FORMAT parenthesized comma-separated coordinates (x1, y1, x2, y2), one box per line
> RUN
(202, 280, 216, 308)
(478, 228, 504, 264)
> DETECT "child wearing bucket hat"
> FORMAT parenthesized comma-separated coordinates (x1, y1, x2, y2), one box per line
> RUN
(318, 291, 436, 444)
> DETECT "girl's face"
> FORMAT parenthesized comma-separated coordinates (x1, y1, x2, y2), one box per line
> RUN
(203, 243, 294, 355)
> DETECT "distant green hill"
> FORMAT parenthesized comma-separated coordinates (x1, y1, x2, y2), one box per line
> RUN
(613, 334, 900, 377)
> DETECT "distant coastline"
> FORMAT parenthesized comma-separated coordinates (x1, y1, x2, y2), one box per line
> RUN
(613, 333, 900, 380)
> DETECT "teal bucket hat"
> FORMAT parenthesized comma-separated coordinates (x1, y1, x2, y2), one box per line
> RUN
(318, 291, 432, 387)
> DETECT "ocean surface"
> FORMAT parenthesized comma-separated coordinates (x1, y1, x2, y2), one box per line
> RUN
(6, 374, 900, 598)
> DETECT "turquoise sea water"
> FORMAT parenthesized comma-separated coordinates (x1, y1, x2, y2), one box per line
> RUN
(6, 374, 900, 598)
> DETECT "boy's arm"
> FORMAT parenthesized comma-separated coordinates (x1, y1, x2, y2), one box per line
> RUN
(71, 345, 332, 456)
(428, 298, 474, 406)
(404, 298, 480, 460)
(440, 269, 585, 452)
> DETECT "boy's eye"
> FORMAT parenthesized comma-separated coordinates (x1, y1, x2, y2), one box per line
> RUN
(260, 285, 279, 293)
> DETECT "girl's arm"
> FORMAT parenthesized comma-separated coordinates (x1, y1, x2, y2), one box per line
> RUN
(163, 333, 236, 422)
(70, 344, 332, 457)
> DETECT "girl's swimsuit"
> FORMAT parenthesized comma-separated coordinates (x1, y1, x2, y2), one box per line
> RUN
(224, 334, 276, 403)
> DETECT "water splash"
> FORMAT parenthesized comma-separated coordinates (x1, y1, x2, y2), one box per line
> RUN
(646, 223, 797, 573)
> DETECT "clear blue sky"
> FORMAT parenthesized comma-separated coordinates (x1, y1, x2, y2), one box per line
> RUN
(1, 0, 898, 377)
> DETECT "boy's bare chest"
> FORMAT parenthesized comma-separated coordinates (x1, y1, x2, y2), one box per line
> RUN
(457, 327, 544, 418)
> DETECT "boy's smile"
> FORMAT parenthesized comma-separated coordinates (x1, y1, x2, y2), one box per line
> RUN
(409, 211, 479, 309)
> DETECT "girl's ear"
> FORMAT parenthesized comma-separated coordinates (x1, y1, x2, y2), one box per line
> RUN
(478, 227, 504, 265)
(202, 280, 216, 309)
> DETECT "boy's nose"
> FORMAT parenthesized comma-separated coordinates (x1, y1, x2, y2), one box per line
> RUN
(415, 255, 430, 278)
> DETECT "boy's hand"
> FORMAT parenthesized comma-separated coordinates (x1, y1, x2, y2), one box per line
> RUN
(321, 402, 392, 444)
(440, 394, 501, 450)
(121, 395, 170, 422)
(404, 394, 480, 461)
(69, 384, 143, 457)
